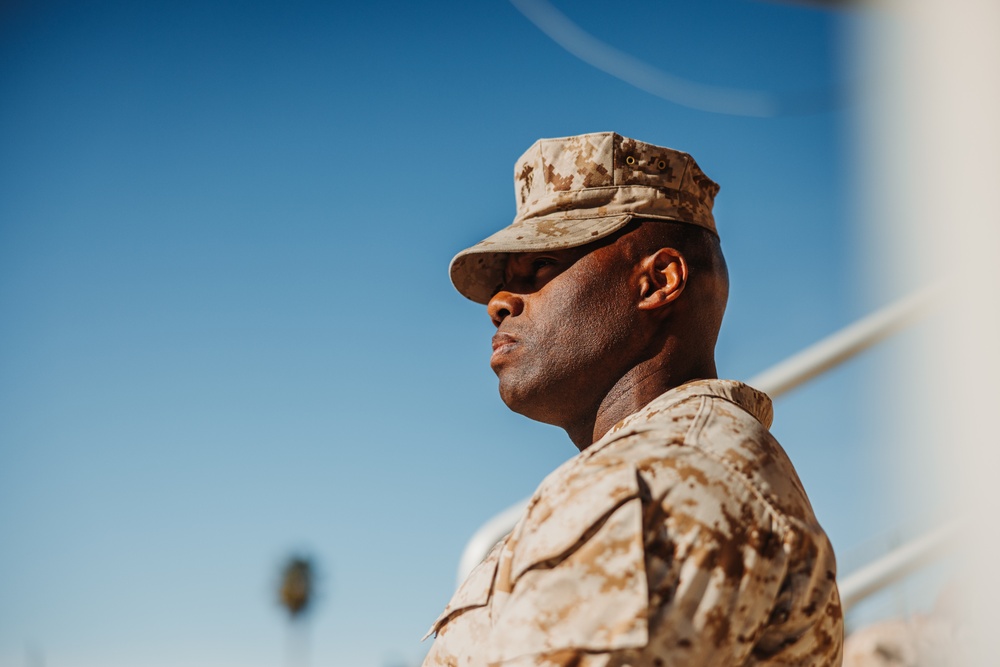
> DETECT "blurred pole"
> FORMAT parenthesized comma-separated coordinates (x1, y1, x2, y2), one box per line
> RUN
(860, 0, 1000, 659)
(746, 285, 940, 398)
(285, 622, 311, 667)
(838, 521, 962, 612)
(279, 555, 317, 667)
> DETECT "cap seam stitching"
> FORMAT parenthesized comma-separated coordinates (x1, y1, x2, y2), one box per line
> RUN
(523, 184, 684, 195)
(678, 155, 692, 200)
(612, 132, 619, 187)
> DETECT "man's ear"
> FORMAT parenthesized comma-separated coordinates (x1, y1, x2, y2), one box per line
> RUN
(636, 248, 687, 311)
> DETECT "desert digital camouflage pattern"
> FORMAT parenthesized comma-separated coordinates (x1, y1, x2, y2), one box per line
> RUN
(450, 132, 720, 304)
(423, 380, 843, 667)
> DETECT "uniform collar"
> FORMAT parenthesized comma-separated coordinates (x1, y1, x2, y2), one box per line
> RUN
(588, 379, 773, 455)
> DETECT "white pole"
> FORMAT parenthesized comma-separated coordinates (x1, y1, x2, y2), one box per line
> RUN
(862, 0, 1000, 656)
(747, 286, 939, 399)
(838, 522, 961, 612)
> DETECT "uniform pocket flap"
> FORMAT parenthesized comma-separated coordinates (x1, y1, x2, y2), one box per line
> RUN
(511, 463, 640, 583)
(488, 493, 649, 662)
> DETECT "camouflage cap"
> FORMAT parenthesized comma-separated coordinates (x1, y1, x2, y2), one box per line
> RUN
(449, 132, 720, 304)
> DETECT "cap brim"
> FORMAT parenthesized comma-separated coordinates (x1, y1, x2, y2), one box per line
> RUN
(449, 213, 633, 304)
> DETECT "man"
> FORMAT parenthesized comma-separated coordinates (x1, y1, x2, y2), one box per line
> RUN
(424, 133, 843, 666)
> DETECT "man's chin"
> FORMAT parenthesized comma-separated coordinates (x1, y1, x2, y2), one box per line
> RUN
(497, 379, 525, 412)
(498, 379, 559, 425)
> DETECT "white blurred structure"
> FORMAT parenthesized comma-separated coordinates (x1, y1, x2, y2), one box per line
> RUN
(859, 0, 1000, 658)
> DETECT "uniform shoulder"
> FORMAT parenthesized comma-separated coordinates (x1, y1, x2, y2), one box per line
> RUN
(591, 381, 822, 538)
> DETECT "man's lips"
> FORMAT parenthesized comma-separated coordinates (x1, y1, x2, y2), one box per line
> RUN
(491, 333, 518, 362)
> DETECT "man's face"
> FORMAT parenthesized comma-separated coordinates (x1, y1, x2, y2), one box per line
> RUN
(486, 239, 641, 426)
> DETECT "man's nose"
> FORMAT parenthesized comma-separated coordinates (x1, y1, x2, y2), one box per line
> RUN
(488, 291, 524, 327)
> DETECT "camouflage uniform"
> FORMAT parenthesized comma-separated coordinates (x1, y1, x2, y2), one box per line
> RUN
(424, 380, 842, 666)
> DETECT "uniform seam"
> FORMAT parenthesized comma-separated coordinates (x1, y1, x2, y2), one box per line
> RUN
(589, 391, 726, 458)
(709, 395, 773, 430)
(682, 396, 793, 535)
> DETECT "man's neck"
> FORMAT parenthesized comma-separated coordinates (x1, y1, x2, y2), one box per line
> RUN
(564, 357, 718, 451)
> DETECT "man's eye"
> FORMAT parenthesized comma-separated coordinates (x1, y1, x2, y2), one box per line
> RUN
(532, 258, 557, 272)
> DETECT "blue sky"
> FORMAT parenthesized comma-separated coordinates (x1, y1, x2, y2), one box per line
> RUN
(0, 2, 935, 666)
